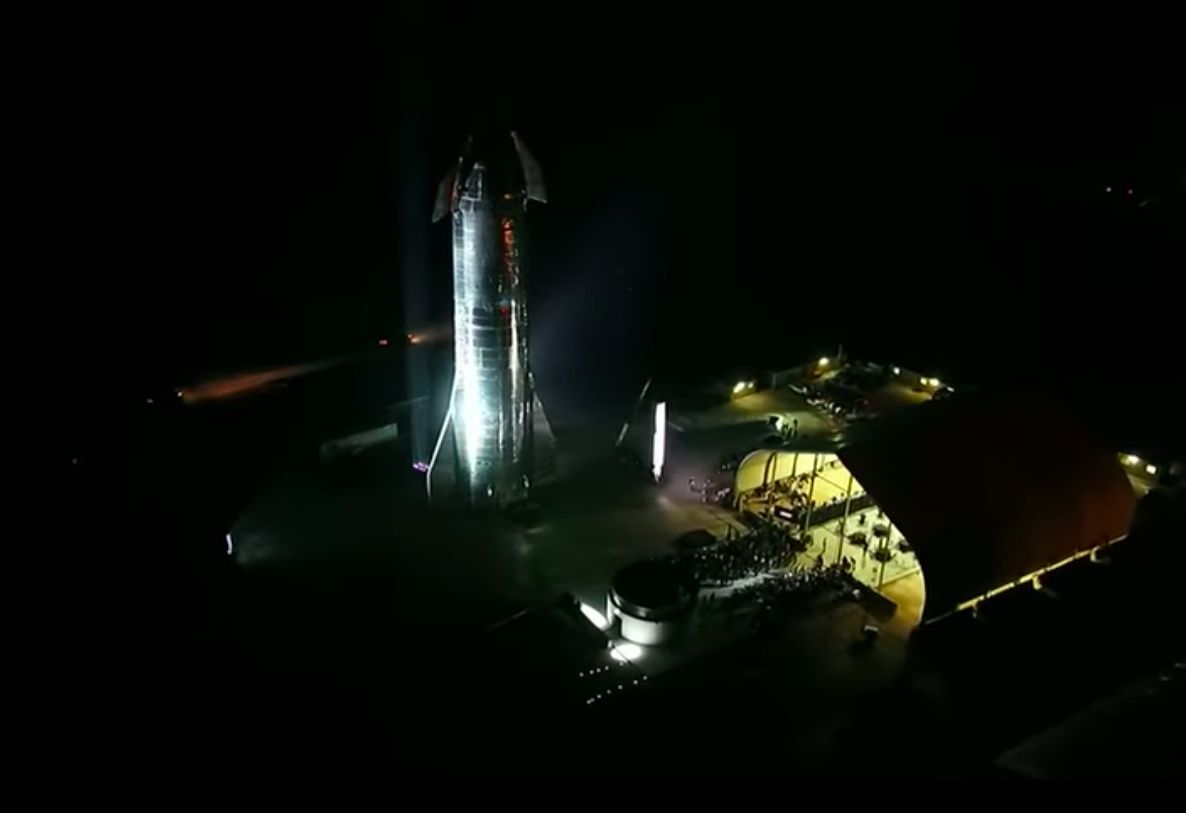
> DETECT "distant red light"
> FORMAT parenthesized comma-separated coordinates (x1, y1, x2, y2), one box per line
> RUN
(378, 338, 389, 347)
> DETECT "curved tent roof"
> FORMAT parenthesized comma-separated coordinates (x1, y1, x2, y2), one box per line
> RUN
(838, 392, 1136, 615)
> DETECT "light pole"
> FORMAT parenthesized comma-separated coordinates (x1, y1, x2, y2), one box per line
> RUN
(803, 452, 819, 554)
(836, 468, 854, 566)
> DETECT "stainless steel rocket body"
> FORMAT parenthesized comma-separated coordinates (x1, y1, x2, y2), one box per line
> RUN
(429, 132, 552, 507)
(451, 162, 533, 503)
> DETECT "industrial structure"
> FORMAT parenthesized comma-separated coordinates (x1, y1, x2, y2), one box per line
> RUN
(427, 131, 556, 507)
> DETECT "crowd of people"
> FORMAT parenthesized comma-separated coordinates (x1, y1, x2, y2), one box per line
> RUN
(680, 518, 808, 586)
(741, 473, 811, 524)
(700, 561, 853, 617)
(742, 460, 868, 523)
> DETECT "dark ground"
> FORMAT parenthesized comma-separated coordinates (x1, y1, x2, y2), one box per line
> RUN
(15, 351, 1185, 778)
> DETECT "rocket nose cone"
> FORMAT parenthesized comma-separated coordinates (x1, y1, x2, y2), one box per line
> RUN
(452, 129, 544, 204)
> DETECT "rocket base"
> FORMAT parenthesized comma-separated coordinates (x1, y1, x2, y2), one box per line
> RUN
(426, 375, 557, 508)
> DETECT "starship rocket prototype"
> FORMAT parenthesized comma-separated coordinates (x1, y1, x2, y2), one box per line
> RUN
(426, 131, 556, 507)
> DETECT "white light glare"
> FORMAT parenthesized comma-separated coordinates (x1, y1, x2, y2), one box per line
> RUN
(652, 401, 667, 482)
(891, 366, 901, 375)
(580, 603, 609, 630)
(459, 375, 484, 472)
(1145, 464, 1158, 476)
(610, 642, 643, 662)
(733, 381, 746, 394)
(1123, 454, 1140, 466)
(818, 357, 829, 366)
(225, 533, 234, 556)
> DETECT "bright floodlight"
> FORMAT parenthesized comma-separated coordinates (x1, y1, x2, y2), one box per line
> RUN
(1123, 454, 1140, 466)
(652, 401, 667, 482)
(818, 357, 829, 366)
(932, 378, 941, 388)
(580, 603, 609, 630)
(1145, 464, 1158, 476)
(892, 366, 901, 375)
(733, 381, 746, 394)
(611, 642, 643, 662)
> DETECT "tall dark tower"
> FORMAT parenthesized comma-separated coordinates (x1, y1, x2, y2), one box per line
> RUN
(426, 131, 555, 507)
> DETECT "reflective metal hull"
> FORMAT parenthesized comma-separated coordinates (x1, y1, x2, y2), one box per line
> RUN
(428, 132, 554, 507)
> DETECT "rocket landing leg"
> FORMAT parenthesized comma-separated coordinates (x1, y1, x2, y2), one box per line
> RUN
(426, 373, 558, 506)
(426, 375, 459, 502)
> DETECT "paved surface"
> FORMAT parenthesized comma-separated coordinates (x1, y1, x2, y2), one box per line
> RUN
(233, 412, 752, 620)
(228, 396, 929, 778)
(804, 507, 920, 588)
(671, 388, 837, 435)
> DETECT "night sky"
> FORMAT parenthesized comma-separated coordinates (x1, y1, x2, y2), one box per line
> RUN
(35, 4, 1183, 437)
